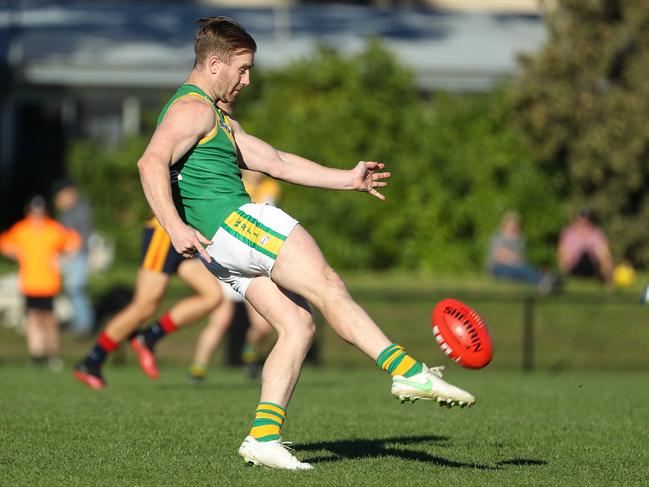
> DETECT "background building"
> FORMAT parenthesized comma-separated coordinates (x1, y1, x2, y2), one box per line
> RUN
(0, 0, 546, 226)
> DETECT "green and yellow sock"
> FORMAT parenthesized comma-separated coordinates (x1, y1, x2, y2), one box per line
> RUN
(249, 402, 286, 442)
(376, 343, 423, 378)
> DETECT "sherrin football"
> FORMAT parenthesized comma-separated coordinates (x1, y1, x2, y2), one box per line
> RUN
(432, 298, 492, 369)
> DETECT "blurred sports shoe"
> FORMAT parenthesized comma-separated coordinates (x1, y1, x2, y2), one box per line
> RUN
(238, 435, 312, 470)
(74, 362, 106, 390)
(130, 333, 159, 380)
(188, 364, 206, 384)
(641, 284, 649, 304)
(391, 364, 475, 407)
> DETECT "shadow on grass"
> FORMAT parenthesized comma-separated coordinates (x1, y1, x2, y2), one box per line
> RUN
(300, 435, 494, 469)
(300, 435, 547, 470)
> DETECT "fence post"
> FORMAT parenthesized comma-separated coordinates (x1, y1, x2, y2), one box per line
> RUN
(523, 295, 535, 371)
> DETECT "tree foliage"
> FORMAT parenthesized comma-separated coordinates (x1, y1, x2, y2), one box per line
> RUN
(237, 43, 561, 270)
(68, 41, 560, 270)
(513, 0, 649, 265)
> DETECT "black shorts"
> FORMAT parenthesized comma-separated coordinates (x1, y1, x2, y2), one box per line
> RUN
(25, 295, 54, 311)
(140, 218, 185, 275)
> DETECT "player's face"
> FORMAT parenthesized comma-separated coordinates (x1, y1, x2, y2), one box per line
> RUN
(216, 50, 254, 103)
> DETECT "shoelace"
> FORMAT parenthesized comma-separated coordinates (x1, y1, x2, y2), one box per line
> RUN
(424, 364, 446, 378)
(265, 441, 305, 467)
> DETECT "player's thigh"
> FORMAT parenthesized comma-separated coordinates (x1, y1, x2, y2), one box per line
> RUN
(271, 224, 340, 302)
(245, 276, 313, 338)
(131, 268, 171, 307)
(177, 258, 221, 300)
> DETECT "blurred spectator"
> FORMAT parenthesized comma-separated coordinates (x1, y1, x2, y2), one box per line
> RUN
(487, 211, 555, 293)
(53, 180, 95, 337)
(558, 208, 614, 285)
(0, 196, 81, 369)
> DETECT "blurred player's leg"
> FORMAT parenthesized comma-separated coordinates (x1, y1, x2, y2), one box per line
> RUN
(74, 269, 170, 389)
(241, 301, 274, 379)
(131, 258, 221, 380)
(188, 298, 235, 383)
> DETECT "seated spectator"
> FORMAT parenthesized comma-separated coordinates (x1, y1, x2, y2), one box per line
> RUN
(557, 208, 614, 285)
(487, 211, 554, 292)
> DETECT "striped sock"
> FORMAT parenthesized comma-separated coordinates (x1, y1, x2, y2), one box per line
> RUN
(376, 343, 423, 378)
(249, 402, 286, 442)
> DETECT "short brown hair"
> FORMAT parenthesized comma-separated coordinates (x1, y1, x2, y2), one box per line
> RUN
(194, 16, 256, 66)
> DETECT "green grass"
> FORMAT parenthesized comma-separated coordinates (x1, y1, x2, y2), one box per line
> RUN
(1, 268, 649, 483)
(1, 365, 648, 486)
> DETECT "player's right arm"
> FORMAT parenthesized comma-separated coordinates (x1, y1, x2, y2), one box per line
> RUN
(137, 98, 214, 261)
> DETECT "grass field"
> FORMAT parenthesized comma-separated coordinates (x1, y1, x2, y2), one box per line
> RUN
(1, 365, 648, 486)
(1, 269, 649, 484)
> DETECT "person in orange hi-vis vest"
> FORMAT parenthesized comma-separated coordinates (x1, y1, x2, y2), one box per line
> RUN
(0, 196, 81, 370)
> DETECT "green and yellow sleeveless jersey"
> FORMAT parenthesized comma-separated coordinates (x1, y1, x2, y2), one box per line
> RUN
(157, 84, 251, 238)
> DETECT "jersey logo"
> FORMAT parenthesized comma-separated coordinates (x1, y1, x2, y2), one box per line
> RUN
(170, 169, 183, 184)
(218, 119, 233, 134)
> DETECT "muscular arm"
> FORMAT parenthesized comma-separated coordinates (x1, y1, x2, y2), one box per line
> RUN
(230, 119, 390, 200)
(137, 98, 215, 259)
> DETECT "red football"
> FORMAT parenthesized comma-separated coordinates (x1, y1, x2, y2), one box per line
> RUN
(432, 298, 492, 369)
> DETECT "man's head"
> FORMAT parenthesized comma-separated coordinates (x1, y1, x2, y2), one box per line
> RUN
(576, 207, 593, 226)
(52, 179, 78, 211)
(193, 17, 256, 103)
(25, 195, 47, 219)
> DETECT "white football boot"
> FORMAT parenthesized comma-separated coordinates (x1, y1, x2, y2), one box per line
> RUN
(391, 364, 476, 407)
(238, 435, 313, 470)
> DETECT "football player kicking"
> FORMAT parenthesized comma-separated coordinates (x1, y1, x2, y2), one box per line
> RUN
(137, 16, 475, 470)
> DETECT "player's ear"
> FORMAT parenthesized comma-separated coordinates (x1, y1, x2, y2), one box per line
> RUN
(207, 55, 223, 74)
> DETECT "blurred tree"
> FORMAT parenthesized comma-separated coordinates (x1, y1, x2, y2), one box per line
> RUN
(67, 41, 559, 271)
(513, 0, 649, 266)
(68, 136, 150, 262)
(238, 42, 559, 271)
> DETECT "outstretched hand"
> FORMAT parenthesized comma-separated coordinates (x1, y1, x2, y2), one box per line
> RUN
(169, 222, 213, 262)
(352, 161, 390, 200)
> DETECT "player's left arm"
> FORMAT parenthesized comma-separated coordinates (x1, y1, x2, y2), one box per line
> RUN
(229, 119, 390, 200)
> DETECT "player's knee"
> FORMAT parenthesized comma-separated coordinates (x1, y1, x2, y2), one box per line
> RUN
(283, 317, 315, 349)
(296, 318, 316, 347)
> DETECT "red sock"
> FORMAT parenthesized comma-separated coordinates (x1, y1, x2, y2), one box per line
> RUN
(97, 332, 118, 352)
(159, 313, 178, 335)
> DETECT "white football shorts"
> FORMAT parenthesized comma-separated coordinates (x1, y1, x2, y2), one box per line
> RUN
(200, 203, 299, 298)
